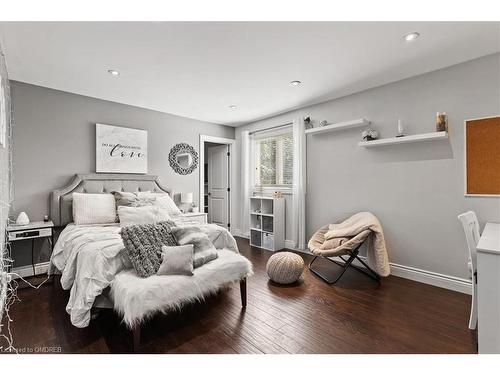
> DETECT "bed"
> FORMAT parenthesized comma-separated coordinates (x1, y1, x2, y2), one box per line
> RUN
(49, 174, 252, 347)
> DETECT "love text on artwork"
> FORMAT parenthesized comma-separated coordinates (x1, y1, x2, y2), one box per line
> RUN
(101, 143, 146, 158)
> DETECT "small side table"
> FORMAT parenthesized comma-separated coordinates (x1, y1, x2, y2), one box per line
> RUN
(6, 220, 54, 277)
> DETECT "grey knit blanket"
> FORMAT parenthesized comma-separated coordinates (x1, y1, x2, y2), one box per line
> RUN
(120, 220, 177, 278)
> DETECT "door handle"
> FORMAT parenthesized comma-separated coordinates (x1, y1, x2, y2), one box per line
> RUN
(208, 192, 211, 196)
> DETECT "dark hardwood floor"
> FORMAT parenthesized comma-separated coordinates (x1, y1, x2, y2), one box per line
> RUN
(1, 237, 477, 354)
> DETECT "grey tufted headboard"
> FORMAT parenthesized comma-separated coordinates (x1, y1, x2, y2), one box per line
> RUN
(50, 173, 173, 227)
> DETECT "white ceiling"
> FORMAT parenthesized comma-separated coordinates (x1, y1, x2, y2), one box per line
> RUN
(0, 22, 499, 126)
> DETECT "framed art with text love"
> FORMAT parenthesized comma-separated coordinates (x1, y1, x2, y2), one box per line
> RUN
(95, 123, 148, 174)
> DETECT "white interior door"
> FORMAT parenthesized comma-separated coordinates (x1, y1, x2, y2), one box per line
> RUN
(208, 144, 229, 228)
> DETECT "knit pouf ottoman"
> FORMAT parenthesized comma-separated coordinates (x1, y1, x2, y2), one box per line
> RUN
(266, 252, 304, 284)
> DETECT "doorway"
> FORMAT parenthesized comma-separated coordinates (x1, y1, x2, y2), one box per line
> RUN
(199, 135, 234, 230)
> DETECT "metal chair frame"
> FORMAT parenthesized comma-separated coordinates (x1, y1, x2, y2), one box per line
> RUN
(308, 241, 381, 284)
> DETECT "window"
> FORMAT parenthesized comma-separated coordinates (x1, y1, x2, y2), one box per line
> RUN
(254, 132, 293, 187)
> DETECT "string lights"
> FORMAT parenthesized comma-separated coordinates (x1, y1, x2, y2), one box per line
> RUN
(0, 43, 16, 352)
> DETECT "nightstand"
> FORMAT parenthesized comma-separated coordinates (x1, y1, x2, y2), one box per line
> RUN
(6, 221, 54, 277)
(173, 212, 208, 226)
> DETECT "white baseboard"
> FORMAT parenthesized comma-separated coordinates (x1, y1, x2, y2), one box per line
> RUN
(231, 228, 247, 238)
(352, 255, 472, 295)
(233, 229, 472, 295)
(9, 236, 473, 295)
(284, 243, 472, 294)
(387, 261, 472, 295)
(285, 240, 310, 253)
(10, 261, 50, 279)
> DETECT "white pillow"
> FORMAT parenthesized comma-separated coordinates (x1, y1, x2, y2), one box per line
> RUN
(72, 192, 117, 225)
(137, 192, 181, 215)
(118, 205, 171, 227)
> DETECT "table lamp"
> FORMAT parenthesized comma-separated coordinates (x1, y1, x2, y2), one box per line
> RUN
(181, 192, 193, 213)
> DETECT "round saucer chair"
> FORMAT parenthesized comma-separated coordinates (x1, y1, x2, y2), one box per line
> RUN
(308, 225, 381, 284)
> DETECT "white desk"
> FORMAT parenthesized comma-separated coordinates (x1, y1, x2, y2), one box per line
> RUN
(476, 222, 500, 354)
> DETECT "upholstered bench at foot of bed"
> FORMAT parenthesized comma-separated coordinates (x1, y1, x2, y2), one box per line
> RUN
(110, 249, 252, 350)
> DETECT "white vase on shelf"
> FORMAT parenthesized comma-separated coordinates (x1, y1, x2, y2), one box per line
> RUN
(16, 211, 30, 225)
(397, 119, 405, 137)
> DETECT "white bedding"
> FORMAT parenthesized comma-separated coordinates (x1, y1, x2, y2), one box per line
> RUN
(50, 220, 240, 328)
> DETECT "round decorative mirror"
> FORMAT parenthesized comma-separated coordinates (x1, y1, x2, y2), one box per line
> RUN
(168, 143, 199, 175)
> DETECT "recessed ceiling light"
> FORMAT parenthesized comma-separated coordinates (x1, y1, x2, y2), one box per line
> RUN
(229, 105, 237, 110)
(403, 32, 420, 42)
(107, 69, 120, 76)
(289, 80, 302, 86)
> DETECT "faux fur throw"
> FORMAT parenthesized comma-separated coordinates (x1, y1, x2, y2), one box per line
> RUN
(120, 220, 177, 278)
(324, 212, 390, 277)
(320, 237, 349, 250)
(111, 249, 253, 328)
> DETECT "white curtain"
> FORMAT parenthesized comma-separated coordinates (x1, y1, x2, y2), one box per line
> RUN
(292, 117, 307, 250)
(240, 130, 253, 237)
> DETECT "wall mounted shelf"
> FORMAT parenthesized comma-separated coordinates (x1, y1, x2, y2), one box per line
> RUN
(358, 131, 448, 148)
(305, 118, 370, 135)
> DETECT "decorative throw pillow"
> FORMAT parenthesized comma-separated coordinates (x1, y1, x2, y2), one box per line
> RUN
(120, 221, 177, 278)
(171, 226, 218, 268)
(72, 192, 116, 225)
(113, 191, 156, 208)
(157, 245, 194, 276)
(118, 205, 171, 227)
(112, 191, 156, 221)
(137, 192, 182, 216)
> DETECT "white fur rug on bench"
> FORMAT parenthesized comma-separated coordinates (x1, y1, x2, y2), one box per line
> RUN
(110, 249, 253, 328)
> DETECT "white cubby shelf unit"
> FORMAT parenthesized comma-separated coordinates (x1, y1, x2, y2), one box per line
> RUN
(249, 196, 285, 251)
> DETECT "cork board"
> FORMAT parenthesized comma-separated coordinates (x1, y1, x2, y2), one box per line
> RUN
(465, 116, 500, 195)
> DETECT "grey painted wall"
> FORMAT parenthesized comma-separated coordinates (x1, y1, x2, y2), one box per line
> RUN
(234, 53, 500, 280)
(10, 81, 234, 267)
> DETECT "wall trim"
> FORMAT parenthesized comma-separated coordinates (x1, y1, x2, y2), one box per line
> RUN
(233, 231, 472, 295)
(231, 228, 247, 238)
(385, 260, 472, 295)
(15, 240, 473, 295)
(10, 261, 50, 279)
(339, 254, 472, 295)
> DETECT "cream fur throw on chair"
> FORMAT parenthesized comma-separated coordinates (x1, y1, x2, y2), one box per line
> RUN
(324, 212, 390, 277)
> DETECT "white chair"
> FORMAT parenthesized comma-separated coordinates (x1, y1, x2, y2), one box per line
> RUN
(458, 211, 480, 330)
